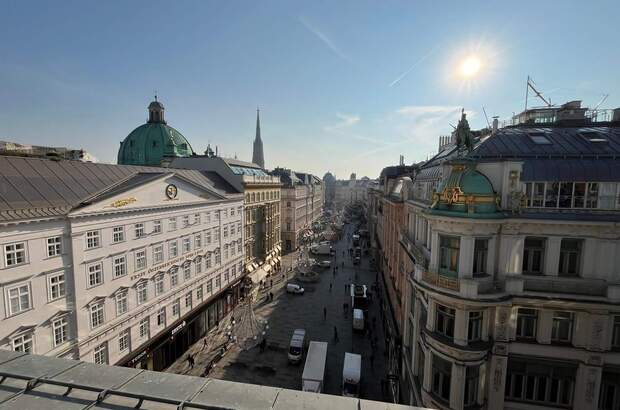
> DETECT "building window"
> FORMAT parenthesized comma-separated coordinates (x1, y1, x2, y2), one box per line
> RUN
(47, 236, 62, 257)
(139, 317, 150, 339)
(194, 213, 201, 225)
(586, 182, 599, 208)
(182, 215, 190, 227)
(523, 237, 545, 275)
(215, 275, 221, 288)
(505, 359, 575, 406)
(473, 239, 488, 276)
(558, 239, 582, 277)
(195, 233, 202, 249)
(118, 329, 130, 352)
(287, 222, 291, 231)
(169, 217, 177, 231)
(113, 255, 127, 278)
(52, 317, 68, 346)
(157, 308, 166, 327)
(185, 292, 192, 309)
(223, 227, 228, 238)
(86, 231, 100, 249)
(155, 274, 164, 295)
(613, 316, 620, 349)
(13, 333, 33, 353)
(197, 285, 203, 301)
(439, 235, 460, 277)
(468, 311, 483, 342)
(183, 265, 191, 280)
(135, 223, 145, 239)
(172, 299, 180, 316)
(182, 237, 191, 253)
(206, 230, 212, 244)
(206, 279, 213, 293)
(113, 226, 125, 243)
(435, 304, 455, 339)
(551, 311, 573, 343)
(215, 249, 221, 265)
(87, 263, 103, 287)
(153, 244, 164, 264)
(195, 259, 202, 274)
(5, 242, 27, 266)
(464, 366, 479, 407)
(90, 303, 105, 328)
(169, 240, 178, 258)
(135, 249, 147, 271)
(116, 291, 128, 316)
(206, 212, 211, 223)
(224, 269, 230, 282)
(48, 272, 66, 301)
(287, 201, 291, 207)
(136, 282, 148, 305)
(94, 342, 108, 365)
(171, 270, 179, 287)
(432, 354, 451, 402)
(153, 220, 162, 234)
(516, 308, 537, 340)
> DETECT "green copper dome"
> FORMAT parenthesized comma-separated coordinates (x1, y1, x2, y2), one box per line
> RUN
(117, 99, 194, 166)
(430, 161, 502, 218)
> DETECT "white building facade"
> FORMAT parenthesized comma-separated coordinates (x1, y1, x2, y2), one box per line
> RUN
(0, 157, 244, 371)
(398, 112, 620, 410)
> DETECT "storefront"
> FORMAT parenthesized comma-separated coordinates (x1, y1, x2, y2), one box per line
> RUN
(118, 279, 243, 371)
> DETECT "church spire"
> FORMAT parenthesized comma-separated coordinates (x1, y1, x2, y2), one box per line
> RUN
(252, 108, 265, 168)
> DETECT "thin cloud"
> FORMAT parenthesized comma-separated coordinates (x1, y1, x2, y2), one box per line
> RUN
(299, 17, 351, 62)
(389, 45, 440, 87)
(324, 113, 360, 132)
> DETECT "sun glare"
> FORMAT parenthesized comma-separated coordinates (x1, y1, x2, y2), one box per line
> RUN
(459, 55, 482, 78)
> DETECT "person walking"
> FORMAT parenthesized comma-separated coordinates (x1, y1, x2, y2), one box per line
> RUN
(329, 283, 332, 292)
(323, 307, 327, 321)
(333, 326, 339, 343)
(187, 354, 195, 369)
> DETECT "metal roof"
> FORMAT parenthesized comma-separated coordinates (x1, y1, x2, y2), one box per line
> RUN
(522, 158, 620, 182)
(0, 156, 241, 223)
(0, 351, 424, 410)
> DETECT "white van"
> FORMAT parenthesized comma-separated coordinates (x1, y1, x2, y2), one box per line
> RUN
(342, 352, 361, 397)
(288, 329, 306, 364)
(286, 283, 305, 294)
(352, 309, 364, 331)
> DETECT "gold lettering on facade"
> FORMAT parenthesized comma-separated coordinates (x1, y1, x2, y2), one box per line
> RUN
(110, 197, 137, 208)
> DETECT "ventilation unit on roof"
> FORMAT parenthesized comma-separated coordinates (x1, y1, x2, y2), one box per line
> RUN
(528, 132, 552, 144)
(580, 131, 608, 143)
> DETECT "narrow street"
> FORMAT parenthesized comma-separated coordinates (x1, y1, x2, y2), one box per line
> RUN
(166, 222, 389, 401)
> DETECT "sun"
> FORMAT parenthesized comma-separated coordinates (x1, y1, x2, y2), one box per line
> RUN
(459, 55, 482, 78)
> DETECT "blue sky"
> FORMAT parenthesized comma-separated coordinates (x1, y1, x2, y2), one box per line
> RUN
(1, 0, 619, 179)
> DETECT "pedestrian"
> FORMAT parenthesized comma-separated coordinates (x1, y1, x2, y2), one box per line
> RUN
(260, 337, 267, 352)
(270, 279, 273, 288)
(323, 307, 327, 321)
(329, 283, 332, 292)
(187, 354, 194, 369)
(269, 291, 274, 301)
(344, 283, 347, 294)
(202, 338, 208, 350)
(231, 315, 235, 324)
(333, 326, 339, 342)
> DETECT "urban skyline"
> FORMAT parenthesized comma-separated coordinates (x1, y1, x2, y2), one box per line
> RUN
(2, 0, 620, 178)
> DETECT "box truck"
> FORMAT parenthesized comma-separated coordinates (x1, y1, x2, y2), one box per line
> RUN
(302, 341, 328, 393)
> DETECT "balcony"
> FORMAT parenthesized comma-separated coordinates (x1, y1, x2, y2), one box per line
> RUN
(421, 270, 459, 292)
(413, 265, 499, 298)
(399, 228, 429, 269)
(506, 274, 620, 300)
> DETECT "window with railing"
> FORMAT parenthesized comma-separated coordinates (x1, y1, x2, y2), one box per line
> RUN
(435, 304, 455, 339)
(523, 237, 545, 275)
(473, 238, 488, 276)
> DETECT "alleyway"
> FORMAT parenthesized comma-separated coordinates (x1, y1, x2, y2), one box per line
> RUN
(166, 223, 388, 401)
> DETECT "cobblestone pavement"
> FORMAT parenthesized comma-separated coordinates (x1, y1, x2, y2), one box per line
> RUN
(166, 224, 388, 401)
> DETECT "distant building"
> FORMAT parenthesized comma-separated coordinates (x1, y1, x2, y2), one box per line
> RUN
(117, 98, 194, 166)
(0, 156, 244, 371)
(271, 168, 323, 252)
(0, 140, 96, 162)
(169, 155, 282, 285)
(252, 109, 265, 169)
(334, 174, 374, 209)
(322, 171, 336, 206)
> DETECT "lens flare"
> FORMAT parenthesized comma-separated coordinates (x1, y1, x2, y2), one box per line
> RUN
(459, 56, 482, 78)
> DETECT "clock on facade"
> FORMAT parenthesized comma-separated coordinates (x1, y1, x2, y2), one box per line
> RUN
(165, 184, 178, 199)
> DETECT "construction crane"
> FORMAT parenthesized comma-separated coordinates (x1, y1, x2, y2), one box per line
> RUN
(591, 94, 610, 122)
(524, 76, 552, 110)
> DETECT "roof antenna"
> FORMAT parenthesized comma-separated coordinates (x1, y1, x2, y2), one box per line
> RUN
(154, 90, 158, 102)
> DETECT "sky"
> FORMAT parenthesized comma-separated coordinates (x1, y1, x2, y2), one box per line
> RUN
(1, 0, 619, 179)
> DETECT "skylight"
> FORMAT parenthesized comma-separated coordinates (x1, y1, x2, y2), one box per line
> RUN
(580, 131, 607, 143)
(528, 132, 552, 144)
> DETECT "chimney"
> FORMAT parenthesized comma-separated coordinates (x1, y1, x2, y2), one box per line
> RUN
(492, 117, 499, 133)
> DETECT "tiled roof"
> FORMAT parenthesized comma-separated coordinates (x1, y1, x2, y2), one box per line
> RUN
(0, 156, 241, 223)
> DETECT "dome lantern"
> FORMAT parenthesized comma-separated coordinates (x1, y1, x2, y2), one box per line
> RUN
(148, 95, 166, 124)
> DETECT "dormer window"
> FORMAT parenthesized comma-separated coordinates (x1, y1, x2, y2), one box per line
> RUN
(580, 131, 607, 143)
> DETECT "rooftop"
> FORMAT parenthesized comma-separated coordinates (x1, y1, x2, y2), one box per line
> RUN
(0, 350, 423, 410)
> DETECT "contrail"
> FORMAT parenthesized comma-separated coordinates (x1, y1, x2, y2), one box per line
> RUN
(299, 16, 351, 62)
(389, 45, 440, 87)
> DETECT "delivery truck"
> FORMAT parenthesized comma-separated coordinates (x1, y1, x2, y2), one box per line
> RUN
(342, 352, 361, 397)
(302, 341, 328, 393)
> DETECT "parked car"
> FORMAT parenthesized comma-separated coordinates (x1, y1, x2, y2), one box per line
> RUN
(318, 260, 331, 268)
(286, 283, 305, 294)
(288, 329, 306, 364)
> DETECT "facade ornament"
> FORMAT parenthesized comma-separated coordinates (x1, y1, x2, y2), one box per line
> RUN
(455, 109, 474, 156)
(109, 197, 137, 208)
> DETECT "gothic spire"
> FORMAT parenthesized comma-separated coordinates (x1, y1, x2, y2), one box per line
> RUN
(252, 108, 265, 168)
